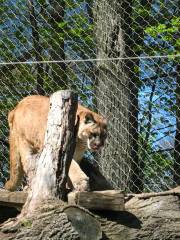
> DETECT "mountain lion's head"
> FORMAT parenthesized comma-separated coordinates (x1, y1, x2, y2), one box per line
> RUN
(77, 106, 107, 151)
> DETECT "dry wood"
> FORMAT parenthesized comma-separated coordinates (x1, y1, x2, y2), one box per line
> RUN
(20, 90, 78, 216)
(0, 190, 26, 205)
(68, 190, 124, 211)
(0, 189, 125, 212)
(0, 200, 102, 240)
(0, 187, 179, 210)
(1, 192, 180, 239)
(126, 186, 180, 200)
(0, 190, 26, 210)
(0, 91, 103, 239)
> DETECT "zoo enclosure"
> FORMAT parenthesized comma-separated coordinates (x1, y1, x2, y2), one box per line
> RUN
(0, 0, 179, 192)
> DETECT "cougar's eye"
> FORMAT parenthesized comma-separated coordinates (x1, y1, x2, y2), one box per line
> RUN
(101, 132, 107, 139)
(104, 133, 107, 138)
(84, 113, 95, 124)
(91, 133, 98, 138)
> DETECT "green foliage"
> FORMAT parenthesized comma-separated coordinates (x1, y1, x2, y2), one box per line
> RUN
(145, 16, 180, 54)
(132, 0, 179, 191)
(21, 219, 32, 228)
(0, 0, 178, 191)
(0, 0, 95, 186)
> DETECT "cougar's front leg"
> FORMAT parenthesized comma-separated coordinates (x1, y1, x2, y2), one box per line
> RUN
(68, 159, 89, 191)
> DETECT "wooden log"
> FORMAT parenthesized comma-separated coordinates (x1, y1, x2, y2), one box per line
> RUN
(2, 186, 180, 213)
(126, 186, 180, 200)
(1, 192, 180, 239)
(98, 194, 180, 240)
(0, 190, 26, 209)
(68, 190, 125, 211)
(0, 189, 125, 212)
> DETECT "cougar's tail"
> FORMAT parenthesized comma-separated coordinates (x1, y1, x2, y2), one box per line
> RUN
(5, 122, 23, 191)
(8, 109, 15, 129)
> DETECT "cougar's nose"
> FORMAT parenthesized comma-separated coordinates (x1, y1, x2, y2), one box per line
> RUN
(93, 142, 103, 150)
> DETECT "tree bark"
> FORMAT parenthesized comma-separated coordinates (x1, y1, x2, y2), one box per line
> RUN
(100, 194, 180, 240)
(121, 0, 140, 193)
(21, 90, 78, 216)
(0, 191, 179, 240)
(94, 0, 135, 191)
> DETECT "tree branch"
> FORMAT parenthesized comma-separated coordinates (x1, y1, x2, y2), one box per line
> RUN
(152, 130, 176, 144)
(151, 124, 175, 133)
(149, 148, 174, 154)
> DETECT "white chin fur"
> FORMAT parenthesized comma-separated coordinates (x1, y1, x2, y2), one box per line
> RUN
(87, 139, 91, 149)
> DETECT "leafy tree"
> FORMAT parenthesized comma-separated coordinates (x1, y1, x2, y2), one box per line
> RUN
(0, 0, 179, 192)
(0, 0, 95, 186)
(137, 0, 179, 190)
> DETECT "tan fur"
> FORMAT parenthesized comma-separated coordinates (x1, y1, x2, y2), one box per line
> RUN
(5, 95, 107, 191)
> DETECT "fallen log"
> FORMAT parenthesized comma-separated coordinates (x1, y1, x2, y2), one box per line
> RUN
(126, 186, 180, 199)
(100, 194, 180, 240)
(68, 190, 124, 211)
(0, 189, 179, 240)
(0, 190, 26, 210)
(0, 189, 125, 212)
(0, 187, 179, 211)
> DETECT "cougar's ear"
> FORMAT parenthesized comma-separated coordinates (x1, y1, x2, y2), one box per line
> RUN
(84, 113, 95, 124)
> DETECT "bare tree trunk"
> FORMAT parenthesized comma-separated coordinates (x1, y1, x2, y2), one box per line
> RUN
(94, 0, 135, 191)
(21, 90, 78, 216)
(121, 0, 140, 193)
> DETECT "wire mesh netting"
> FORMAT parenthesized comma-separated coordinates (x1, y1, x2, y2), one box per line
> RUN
(0, 0, 179, 192)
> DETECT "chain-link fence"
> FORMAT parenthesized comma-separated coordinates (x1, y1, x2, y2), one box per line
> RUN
(0, 0, 179, 192)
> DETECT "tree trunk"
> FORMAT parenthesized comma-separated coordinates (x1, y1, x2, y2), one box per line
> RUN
(94, 0, 136, 191)
(20, 90, 78, 216)
(121, 0, 140, 193)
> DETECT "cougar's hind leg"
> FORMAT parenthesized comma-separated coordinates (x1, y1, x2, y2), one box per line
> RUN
(5, 134, 23, 191)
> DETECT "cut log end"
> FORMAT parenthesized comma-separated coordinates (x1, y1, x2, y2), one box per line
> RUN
(64, 206, 102, 240)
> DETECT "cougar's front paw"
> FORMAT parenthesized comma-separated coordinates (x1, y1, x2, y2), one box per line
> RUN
(73, 177, 90, 192)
